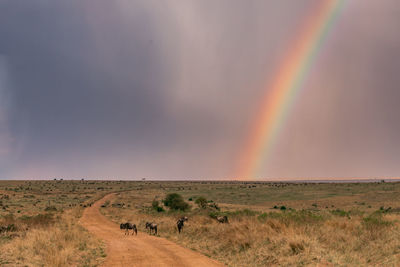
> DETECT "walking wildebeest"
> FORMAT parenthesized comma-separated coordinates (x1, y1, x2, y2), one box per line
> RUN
(145, 222, 158, 235)
(177, 216, 188, 234)
(216, 215, 228, 223)
(120, 222, 137, 235)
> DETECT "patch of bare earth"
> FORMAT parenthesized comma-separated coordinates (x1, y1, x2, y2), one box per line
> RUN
(80, 194, 225, 267)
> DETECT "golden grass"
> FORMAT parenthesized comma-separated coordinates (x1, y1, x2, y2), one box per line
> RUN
(102, 189, 400, 266)
(0, 208, 105, 267)
(2, 180, 400, 266)
(0, 180, 116, 266)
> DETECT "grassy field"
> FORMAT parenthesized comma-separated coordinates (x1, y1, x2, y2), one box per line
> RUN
(0, 180, 136, 266)
(100, 181, 400, 266)
(2, 180, 400, 266)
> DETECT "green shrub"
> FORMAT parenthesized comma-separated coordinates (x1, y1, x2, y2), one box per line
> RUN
(331, 209, 350, 217)
(195, 196, 208, 209)
(152, 199, 165, 212)
(152, 199, 159, 209)
(163, 193, 190, 211)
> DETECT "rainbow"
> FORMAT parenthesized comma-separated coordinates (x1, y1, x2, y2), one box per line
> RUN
(237, 0, 345, 180)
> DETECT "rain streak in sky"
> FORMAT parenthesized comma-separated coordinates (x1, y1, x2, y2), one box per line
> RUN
(1, 0, 400, 180)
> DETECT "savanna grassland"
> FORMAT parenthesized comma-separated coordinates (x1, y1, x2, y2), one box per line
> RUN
(1, 180, 400, 266)
(0, 180, 138, 266)
(100, 181, 400, 266)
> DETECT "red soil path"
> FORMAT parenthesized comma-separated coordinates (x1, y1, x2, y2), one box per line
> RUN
(80, 193, 224, 267)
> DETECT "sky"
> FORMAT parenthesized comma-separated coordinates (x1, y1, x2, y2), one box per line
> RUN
(1, 0, 400, 180)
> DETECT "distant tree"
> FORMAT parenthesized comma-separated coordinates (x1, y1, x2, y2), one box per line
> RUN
(195, 196, 208, 209)
(163, 193, 190, 211)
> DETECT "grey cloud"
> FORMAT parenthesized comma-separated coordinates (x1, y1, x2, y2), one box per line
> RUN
(1, 0, 400, 179)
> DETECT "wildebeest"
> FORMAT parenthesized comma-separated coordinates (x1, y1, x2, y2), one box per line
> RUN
(120, 222, 137, 235)
(216, 215, 228, 223)
(177, 216, 188, 234)
(145, 222, 158, 235)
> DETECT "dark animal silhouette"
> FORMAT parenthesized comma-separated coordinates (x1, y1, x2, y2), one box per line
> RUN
(145, 222, 158, 235)
(120, 222, 137, 235)
(177, 216, 188, 234)
(216, 215, 228, 223)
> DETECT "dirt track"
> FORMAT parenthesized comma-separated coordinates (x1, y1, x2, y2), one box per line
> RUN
(80, 194, 224, 267)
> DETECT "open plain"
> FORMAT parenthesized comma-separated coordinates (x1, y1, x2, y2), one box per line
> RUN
(1, 180, 400, 266)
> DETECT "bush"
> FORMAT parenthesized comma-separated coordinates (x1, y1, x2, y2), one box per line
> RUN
(152, 199, 164, 212)
(331, 209, 350, 217)
(195, 196, 208, 209)
(152, 199, 159, 209)
(155, 206, 164, 212)
(163, 193, 190, 211)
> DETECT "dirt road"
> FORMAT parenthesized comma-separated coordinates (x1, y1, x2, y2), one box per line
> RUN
(80, 194, 224, 267)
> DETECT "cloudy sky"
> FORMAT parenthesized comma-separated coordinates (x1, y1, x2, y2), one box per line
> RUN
(1, 0, 400, 180)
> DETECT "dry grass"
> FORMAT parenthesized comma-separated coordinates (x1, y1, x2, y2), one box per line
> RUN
(102, 184, 400, 266)
(0, 208, 106, 267)
(2, 180, 400, 266)
(104, 209, 400, 266)
(0, 180, 117, 267)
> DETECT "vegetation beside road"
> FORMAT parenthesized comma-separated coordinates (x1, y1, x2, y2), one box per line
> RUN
(2, 180, 400, 266)
(101, 181, 400, 266)
(0, 180, 131, 266)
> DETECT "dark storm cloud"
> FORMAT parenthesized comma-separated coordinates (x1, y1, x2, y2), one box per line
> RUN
(0, 0, 310, 179)
(0, 1, 174, 177)
(1, 0, 400, 179)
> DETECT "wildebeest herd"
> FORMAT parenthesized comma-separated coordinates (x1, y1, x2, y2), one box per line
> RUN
(120, 215, 226, 236)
